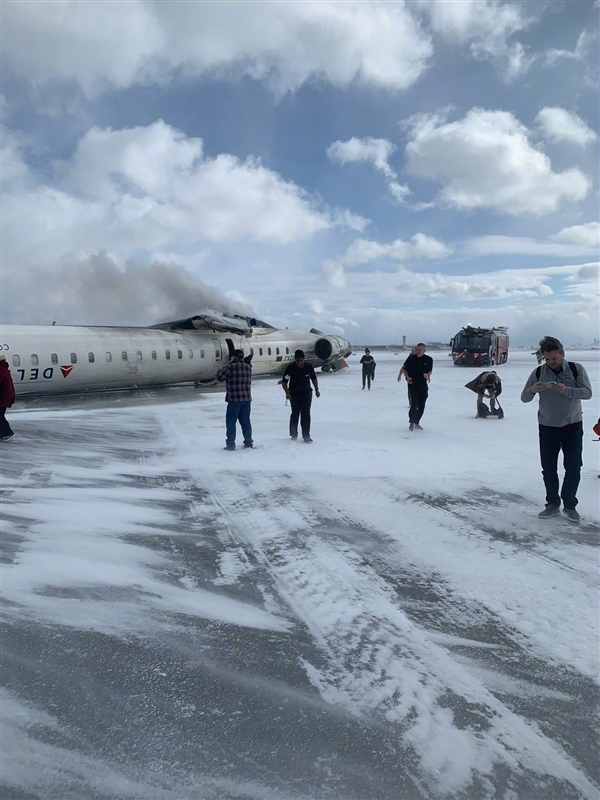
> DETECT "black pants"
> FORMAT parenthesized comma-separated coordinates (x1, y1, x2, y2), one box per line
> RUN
(0, 408, 14, 437)
(289, 392, 312, 438)
(408, 383, 428, 424)
(538, 422, 583, 509)
(362, 366, 373, 389)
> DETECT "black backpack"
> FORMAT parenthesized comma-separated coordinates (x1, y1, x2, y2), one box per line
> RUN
(536, 362, 578, 382)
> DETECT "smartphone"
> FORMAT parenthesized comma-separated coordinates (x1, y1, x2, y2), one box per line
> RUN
(542, 381, 557, 387)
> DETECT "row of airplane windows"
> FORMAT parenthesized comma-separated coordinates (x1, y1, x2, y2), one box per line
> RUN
(12, 349, 205, 366)
(11, 345, 289, 367)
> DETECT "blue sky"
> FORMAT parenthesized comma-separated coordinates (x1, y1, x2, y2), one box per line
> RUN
(1, 0, 598, 345)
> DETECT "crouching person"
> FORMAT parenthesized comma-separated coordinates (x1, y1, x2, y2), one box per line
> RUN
(465, 371, 503, 418)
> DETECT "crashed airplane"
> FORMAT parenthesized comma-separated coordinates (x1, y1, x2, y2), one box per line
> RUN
(1, 313, 351, 396)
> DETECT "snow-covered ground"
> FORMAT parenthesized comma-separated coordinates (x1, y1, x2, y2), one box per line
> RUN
(1, 349, 599, 800)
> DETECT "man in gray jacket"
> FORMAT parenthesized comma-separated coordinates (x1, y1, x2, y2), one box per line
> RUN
(521, 336, 592, 521)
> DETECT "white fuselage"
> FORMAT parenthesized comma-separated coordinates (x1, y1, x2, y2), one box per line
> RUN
(0, 324, 351, 396)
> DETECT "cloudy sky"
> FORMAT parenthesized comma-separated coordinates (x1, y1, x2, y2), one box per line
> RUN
(1, 0, 598, 345)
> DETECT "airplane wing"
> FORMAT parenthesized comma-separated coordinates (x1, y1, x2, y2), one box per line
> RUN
(151, 313, 253, 336)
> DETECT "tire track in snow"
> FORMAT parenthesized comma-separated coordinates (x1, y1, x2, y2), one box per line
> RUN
(153, 407, 598, 800)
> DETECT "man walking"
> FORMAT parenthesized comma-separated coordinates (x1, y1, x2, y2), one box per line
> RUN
(0, 354, 16, 441)
(521, 335, 592, 521)
(282, 350, 320, 442)
(397, 343, 433, 431)
(360, 348, 376, 390)
(217, 349, 253, 450)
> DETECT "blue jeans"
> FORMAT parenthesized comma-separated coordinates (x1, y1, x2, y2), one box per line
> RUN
(225, 401, 252, 447)
(538, 422, 583, 509)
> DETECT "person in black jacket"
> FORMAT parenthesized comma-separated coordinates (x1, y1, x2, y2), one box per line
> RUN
(282, 350, 320, 442)
(465, 371, 503, 418)
(360, 348, 376, 390)
(397, 343, 433, 431)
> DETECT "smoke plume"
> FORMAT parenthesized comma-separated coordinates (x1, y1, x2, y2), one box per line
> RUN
(2, 250, 254, 325)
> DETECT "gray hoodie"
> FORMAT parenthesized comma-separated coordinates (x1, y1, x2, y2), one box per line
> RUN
(520, 361, 592, 427)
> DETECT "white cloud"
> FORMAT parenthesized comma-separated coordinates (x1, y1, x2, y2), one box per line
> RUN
(552, 222, 600, 248)
(404, 108, 591, 215)
(309, 299, 325, 315)
(2, 1, 433, 96)
(327, 136, 414, 206)
(544, 28, 596, 66)
(535, 107, 597, 146)
(328, 261, 599, 310)
(1, 119, 362, 266)
(322, 233, 452, 287)
(466, 223, 600, 257)
(327, 137, 397, 180)
(415, 0, 535, 81)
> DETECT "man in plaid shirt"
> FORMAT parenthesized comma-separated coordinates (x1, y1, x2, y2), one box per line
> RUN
(217, 349, 253, 450)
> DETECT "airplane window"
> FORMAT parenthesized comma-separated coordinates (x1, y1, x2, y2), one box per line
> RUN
(122, 351, 128, 361)
(259, 348, 263, 356)
(51, 353, 58, 364)
(106, 352, 112, 362)
(12, 355, 20, 366)
(188, 349, 193, 358)
(165, 350, 171, 359)
(177, 350, 183, 360)
(276, 347, 280, 355)
(88, 352, 95, 363)
(70, 353, 77, 364)
(268, 347, 272, 355)
(151, 350, 157, 360)
(31, 354, 39, 366)
(200, 349, 205, 358)
(136, 351, 142, 361)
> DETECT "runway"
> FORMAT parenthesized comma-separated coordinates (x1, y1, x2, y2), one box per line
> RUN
(2, 351, 599, 799)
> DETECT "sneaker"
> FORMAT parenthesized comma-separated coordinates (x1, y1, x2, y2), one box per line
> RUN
(244, 443, 254, 449)
(562, 508, 581, 522)
(303, 436, 313, 443)
(409, 423, 414, 431)
(415, 424, 423, 430)
(1, 434, 15, 441)
(291, 435, 298, 440)
(224, 445, 236, 451)
(538, 505, 560, 519)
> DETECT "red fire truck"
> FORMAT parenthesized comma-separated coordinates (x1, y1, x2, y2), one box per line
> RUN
(450, 326, 509, 366)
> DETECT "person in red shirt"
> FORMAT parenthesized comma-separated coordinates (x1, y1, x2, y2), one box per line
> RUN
(0, 354, 16, 441)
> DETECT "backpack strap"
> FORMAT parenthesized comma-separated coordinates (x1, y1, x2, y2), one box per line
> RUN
(536, 362, 579, 382)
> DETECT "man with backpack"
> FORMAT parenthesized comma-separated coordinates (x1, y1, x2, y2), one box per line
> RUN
(521, 336, 592, 521)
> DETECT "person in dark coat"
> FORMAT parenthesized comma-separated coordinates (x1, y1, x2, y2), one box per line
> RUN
(465, 371, 503, 418)
(216, 349, 253, 450)
(360, 348, 376, 390)
(282, 350, 320, 442)
(397, 344, 433, 430)
(0, 354, 16, 440)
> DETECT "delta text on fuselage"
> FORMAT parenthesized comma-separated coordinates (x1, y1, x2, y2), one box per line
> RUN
(1, 313, 351, 396)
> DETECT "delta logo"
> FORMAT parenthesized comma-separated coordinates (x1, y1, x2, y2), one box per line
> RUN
(60, 365, 74, 378)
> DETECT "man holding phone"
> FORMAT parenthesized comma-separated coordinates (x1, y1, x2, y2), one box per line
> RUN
(521, 336, 592, 520)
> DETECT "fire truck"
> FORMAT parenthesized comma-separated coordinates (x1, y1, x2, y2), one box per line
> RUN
(450, 326, 509, 366)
